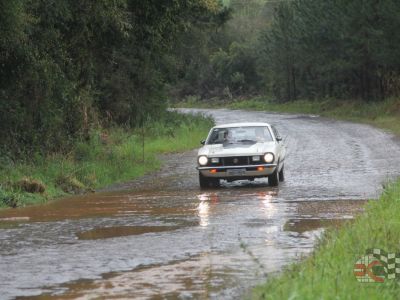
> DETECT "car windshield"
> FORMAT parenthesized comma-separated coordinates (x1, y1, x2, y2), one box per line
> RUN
(206, 126, 273, 145)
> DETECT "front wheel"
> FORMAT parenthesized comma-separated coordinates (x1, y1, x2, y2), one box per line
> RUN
(199, 172, 220, 188)
(268, 168, 279, 187)
(278, 164, 285, 182)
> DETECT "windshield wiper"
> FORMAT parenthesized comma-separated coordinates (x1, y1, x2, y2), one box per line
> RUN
(237, 139, 257, 143)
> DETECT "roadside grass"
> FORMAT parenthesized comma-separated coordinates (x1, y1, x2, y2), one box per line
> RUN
(175, 97, 400, 135)
(0, 111, 213, 208)
(253, 179, 400, 299)
(228, 97, 400, 136)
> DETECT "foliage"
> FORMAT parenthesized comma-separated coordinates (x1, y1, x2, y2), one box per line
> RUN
(0, 0, 223, 158)
(175, 96, 400, 136)
(168, 0, 268, 100)
(0, 111, 214, 208)
(228, 97, 400, 136)
(171, 0, 400, 104)
(261, 0, 400, 102)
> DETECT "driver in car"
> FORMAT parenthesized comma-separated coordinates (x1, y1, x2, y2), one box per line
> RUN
(223, 130, 232, 143)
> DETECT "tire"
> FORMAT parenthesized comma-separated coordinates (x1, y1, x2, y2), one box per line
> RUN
(268, 168, 279, 187)
(199, 172, 220, 188)
(278, 164, 285, 182)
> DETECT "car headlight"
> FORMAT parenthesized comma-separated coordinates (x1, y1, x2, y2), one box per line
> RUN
(198, 156, 208, 166)
(252, 155, 261, 162)
(263, 153, 274, 163)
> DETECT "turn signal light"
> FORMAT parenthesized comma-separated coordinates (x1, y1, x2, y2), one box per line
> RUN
(257, 167, 265, 171)
(210, 169, 217, 173)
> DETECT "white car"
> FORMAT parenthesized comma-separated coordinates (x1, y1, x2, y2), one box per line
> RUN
(196, 122, 286, 188)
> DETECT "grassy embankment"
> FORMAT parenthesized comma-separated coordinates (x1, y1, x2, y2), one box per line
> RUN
(0, 111, 213, 208)
(176, 97, 400, 298)
(176, 96, 400, 135)
(229, 98, 400, 136)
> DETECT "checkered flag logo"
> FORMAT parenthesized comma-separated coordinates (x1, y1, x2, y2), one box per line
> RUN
(366, 248, 400, 280)
(354, 248, 400, 283)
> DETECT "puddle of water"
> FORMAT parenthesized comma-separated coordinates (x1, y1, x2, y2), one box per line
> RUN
(6, 196, 367, 300)
(0, 191, 197, 223)
(294, 199, 368, 217)
(0, 217, 30, 221)
(15, 250, 290, 300)
(284, 218, 353, 233)
(77, 225, 181, 240)
(0, 190, 369, 300)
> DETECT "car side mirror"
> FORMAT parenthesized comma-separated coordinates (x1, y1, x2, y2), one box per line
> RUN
(276, 136, 282, 142)
(200, 140, 205, 145)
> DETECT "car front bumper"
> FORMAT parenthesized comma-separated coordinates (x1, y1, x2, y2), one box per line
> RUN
(197, 163, 277, 178)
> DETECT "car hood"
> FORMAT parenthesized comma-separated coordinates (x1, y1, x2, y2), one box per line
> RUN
(198, 142, 276, 157)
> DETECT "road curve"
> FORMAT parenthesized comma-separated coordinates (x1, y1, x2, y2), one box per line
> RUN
(0, 108, 399, 299)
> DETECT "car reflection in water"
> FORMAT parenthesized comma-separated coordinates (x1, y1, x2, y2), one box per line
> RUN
(195, 192, 279, 228)
(197, 193, 219, 227)
(256, 191, 280, 245)
(257, 191, 278, 219)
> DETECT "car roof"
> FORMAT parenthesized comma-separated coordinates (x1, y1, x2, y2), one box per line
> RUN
(212, 122, 271, 129)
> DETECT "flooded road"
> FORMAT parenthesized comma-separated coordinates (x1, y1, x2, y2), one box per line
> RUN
(1, 108, 400, 299)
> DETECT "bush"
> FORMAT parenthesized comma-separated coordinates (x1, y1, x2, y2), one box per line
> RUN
(14, 177, 46, 193)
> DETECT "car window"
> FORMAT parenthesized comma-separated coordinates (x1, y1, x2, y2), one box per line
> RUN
(206, 126, 273, 144)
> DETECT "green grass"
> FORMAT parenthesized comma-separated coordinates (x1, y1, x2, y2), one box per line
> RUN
(0, 111, 213, 208)
(175, 97, 400, 135)
(253, 180, 400, 299)
(227, 97, 400, 136)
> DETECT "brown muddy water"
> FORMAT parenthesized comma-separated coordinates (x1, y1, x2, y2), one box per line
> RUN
(1, 108, 400, 299)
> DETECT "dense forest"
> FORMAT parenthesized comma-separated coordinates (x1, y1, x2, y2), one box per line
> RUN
(0, 0, 230, 157)
(2, 0, 400, 158)
(264, 0, 400, 102)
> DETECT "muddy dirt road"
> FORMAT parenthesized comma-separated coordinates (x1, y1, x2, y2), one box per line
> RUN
(1, 109, 400, 299)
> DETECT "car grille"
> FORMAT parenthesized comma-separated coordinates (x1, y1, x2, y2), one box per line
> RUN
(223, 156, 249, 166)
(208, 156, 262, 166)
